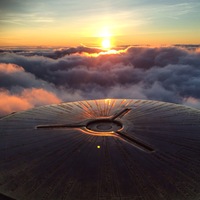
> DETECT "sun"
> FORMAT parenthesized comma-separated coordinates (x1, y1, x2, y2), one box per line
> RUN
(102, 38, 111, 49)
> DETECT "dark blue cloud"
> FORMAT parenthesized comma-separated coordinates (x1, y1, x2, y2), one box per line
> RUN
(0, 45, 200, 116)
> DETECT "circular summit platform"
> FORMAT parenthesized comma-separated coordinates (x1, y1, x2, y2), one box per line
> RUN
(0, 99, 200, 200)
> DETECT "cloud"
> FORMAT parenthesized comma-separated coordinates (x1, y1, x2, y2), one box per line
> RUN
(20, 88, 61, 106)
(0, 45, 200, 116)
(0, 88, 61, 117)
(183, 97, 200, 109)
(0, 63, 24, 73)
(0, 62, 57, 93)
(0, 89, 32, 116)
(48, 46, 104, 59)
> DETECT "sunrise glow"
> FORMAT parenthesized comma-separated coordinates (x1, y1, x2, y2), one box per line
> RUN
(0, 1, 200, 47)
(102, 38, 111, 49)
(0, 1, 199, 47)
(1, 0, 200, 120)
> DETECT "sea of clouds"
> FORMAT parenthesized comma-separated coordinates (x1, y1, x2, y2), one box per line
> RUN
(0, 45, 200, 116)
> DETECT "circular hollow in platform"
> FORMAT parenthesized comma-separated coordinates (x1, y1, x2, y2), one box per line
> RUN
(86, 119, 122, 132)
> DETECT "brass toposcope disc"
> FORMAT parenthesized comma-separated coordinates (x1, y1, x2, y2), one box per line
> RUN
(0, 99, 200, 200)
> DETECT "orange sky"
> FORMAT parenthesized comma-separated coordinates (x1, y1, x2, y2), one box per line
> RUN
(0, 0, 200, 46)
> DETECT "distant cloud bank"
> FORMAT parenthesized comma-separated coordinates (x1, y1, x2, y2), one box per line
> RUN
(0, 45, 200, 116)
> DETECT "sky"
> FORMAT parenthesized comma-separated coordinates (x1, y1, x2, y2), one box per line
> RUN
(0, 0, 200, 46)
(0, 1, 200, 116)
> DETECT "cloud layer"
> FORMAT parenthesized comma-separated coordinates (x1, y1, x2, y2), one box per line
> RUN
(0, 45, 200, 116)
